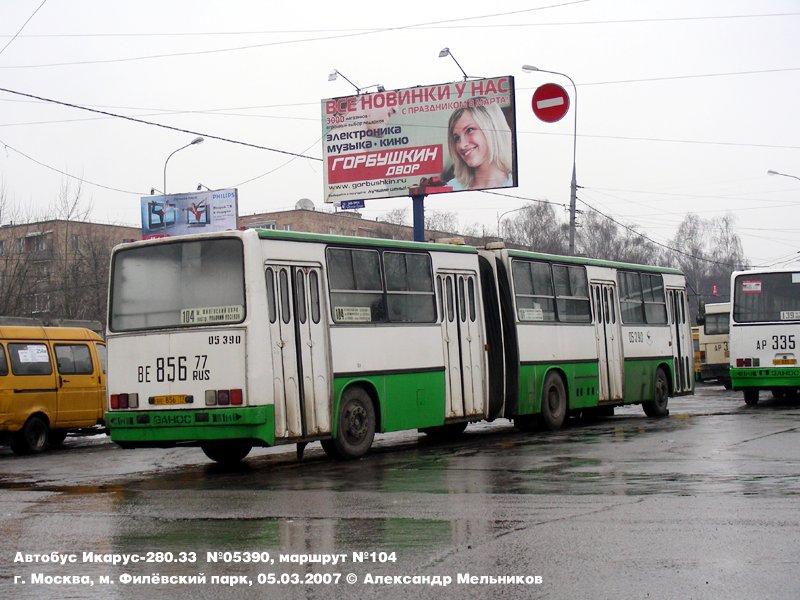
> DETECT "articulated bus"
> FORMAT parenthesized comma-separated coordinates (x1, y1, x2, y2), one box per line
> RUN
(697, 302, 731, 387)
(105, 229, 693, 463)
(730, 268, 800, 405)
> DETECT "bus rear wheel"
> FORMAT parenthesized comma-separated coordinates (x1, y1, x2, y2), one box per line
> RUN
(325, 387, 375, 460)
(744, 390, 759, 406)
(10, 416, 50, 455)
(643, 368, 670, 418)
(201, 441, 252, 465)
(541, 373, 567, 431)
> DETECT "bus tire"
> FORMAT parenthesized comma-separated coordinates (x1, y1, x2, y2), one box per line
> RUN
(744, 390, 759, 406)
(643, 368, 670, 417)
(328, 387, 375, 460)
(513, 415, 538, 432)
(541, 372, 567, 431)
(10, 415, 50, 455)
(201, 441, 252, 464)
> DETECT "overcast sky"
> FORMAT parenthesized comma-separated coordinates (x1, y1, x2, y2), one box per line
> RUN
(0, 0, 798, 267)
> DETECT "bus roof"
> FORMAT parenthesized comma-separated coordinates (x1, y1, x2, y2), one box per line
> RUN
(254, 228, 478, 254)
(506, 248, 684, 275)
(0, 326, 103, 342)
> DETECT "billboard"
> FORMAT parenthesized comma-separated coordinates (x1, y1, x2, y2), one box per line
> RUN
(140, 189, 238, 239)
(322, 76, 517, 203)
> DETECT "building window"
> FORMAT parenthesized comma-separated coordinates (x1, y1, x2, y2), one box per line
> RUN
(283, 224, 292, 231)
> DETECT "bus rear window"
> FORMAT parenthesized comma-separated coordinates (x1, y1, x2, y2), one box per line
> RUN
(110, 238, 245, 331)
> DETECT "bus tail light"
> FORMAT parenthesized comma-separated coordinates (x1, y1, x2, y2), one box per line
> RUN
(204, 389, 243, 406)
(735, 358, 760, 368)
(110, 393, 139, 410)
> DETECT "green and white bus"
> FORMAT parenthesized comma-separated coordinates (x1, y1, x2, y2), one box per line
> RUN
(729, 268, 800, 405)
(105, 229, 693, 463)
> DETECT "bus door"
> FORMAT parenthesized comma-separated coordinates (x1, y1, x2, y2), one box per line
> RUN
(667, 288, 692, 393)
(590, 282, 624, 402)
(265, 263, 331, 439)
(437, 272, 484, 419)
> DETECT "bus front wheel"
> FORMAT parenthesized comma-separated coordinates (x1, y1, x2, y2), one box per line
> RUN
(643, 368, 670, 418)
(541, 373, 567, 431)
(744, 390, 759, 406)
(201, 441, 252, 464)
(10, 415, 50, 455)
(324, 387, 376, 460)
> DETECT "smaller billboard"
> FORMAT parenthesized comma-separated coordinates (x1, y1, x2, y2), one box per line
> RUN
(140, 189, 238, 239)
(322, 76, 517, 203)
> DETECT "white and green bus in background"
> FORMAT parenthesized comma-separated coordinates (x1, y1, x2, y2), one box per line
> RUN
(105, 229, 693, 464)
(697, 301, 731, 387)
(730, 268, 800, 405)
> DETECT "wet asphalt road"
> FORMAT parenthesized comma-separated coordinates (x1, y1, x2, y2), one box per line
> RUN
(1, 383, 799, 600)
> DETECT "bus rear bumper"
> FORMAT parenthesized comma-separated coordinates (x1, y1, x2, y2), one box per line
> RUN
(106, 405, 275, 447)
(730, 367, 800, 390)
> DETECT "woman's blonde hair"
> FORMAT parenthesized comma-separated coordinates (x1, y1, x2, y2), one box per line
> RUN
(447, 99, 513, 189)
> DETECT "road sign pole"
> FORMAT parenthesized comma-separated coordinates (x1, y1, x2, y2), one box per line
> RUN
(530, 78, 578, 254)
(412, 195, 425, 242)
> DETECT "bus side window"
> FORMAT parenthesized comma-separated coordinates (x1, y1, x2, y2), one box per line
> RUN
(9, 343, 52, 376)
(295, 271, 307, 325)
(96, 343, 107, 374)
(0, 345, 7, 376)
(436, 276, 444, 323)
(55, 344, 94, 375)
(309, 271, 321, 324)
(265, 268, 277, 324)
(468, 277, 476, 322)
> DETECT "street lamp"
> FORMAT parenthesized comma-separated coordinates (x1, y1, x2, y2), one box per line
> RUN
(767, 169, 800, 182)
(522, 64, 578, 255)
(328, 69, 384, 94)
(497, 202, 535, 240)
(163, 136, 203, 195)
(439, 47, 469, 81)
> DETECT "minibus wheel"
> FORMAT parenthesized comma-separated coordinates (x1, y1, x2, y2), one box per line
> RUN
(10, 416, 49, 455)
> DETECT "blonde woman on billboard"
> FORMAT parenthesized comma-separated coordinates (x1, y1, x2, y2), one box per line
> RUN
(445, 100, 514, 191)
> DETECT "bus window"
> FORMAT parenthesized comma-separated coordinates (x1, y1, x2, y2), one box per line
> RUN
(9, 343, 52, 376)
(309, 271, 321, 324)
(279, 269, 291, 325)
(384, 252, 435, 323)
(458, 277, 467, 322)
(55, 344, 93, 375)
(446, 277, 455, 323)
(265, 268, 277, 324)
(553, 265, 591, 323)
(295, 271, 307, 325)
(468, 277, 476, 322)
(327, 248, 384, 323)
(512, 260, 555, 322)
(0, 346, 7, 376)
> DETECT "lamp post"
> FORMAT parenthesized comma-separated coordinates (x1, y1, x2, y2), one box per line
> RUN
(767, 169, 800, 182)
(522, 65, 578, 255)
(163, 136, 203, 196)
(497, 202, 535, 240)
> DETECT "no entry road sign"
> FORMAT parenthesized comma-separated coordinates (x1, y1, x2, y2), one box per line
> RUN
(531, 83, 570, 123)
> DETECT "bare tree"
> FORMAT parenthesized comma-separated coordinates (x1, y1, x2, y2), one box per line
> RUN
(669, 213, 747, 320)
(382, 208, 408, 226)
(503, 203, 568, 254)
(425, 210, 461, 234)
